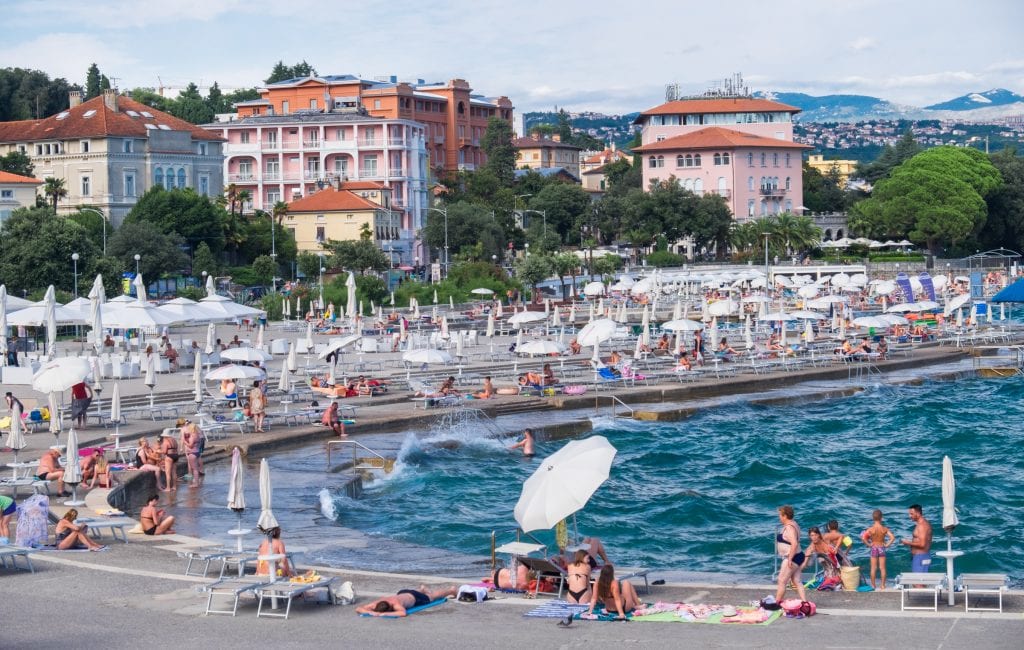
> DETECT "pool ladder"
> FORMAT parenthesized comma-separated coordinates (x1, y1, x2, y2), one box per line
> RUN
(595, 394, 634, 418)
(326, 440, 395, 474)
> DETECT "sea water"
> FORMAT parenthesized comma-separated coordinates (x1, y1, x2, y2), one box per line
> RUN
(175, 373, 1024, 584)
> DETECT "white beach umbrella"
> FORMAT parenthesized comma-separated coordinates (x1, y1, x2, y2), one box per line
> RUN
(797, 285, 820, 299)
(204, 323, 216, 356)
(7, 402, 26, 469)
(257, 458, 279, 533)
(583, 281, 605, 297)
(942, 455, 959, 554)
(518, 340, 565, 356)
(485, 312, 495, 338)
(440, 316, 450, 339)
(471, 288, 494, 296)
(569, 304, 576, 324)
(662, 319, 704, 332)
(432, 288, 438, 305)
(287, 340, 298, 372)
(576, 318, 617, 347)
(790, 310, 827, 320)
(88, 275, 105, 353)
(255, 324, 265, 350)
(47, 391, 61, 438)
(106, 300, 185, 330)
(852, 316, 890, 329)
(551, 307, 562, 328)
(956, 308, 964, 328)
(193, 357, 203, 406)
(803, 318, 814, 343)
(282, 296, 290, 320)
(109, 383, 122, 447)
(454, 330, 465, 360)
(304, 320, 313, 351)
(744, 315, 753, 349)
(318, 334, 362, 360)
(62, 426, 85, 505)
(277, 358, 289, 392)
(708, 317, 719, 350)
(0, 285, 7, 366)
(515, 328, 524, 352)
(205, 364, 267, 381)
(508, 311, 547, 327)
(227, 446, 247, 549)
(33, 357, 91, 393)
(44, 285, 57, 359)
(158, 297, 224, 324)
(295, 295, 302, 318)
(672, 300, 683, 321)
(449, 294, 455, 310)
(878, 314, 910, 326)
(707, 299, 738, 317)
(513, 436, 617, 533)
(780, 318, 788, 348)
(221, 347, 272, 363)
(402, 348, 452, 365)
(346, 272, 357, 322)
(762, 311, 795, 321)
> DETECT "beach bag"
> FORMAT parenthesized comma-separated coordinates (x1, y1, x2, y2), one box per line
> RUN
(817, 576, 842, 591)
(840, 565, 861, 591)
(331, 581, 355, 605)
(781, 599, 815, 618)
(15, 494, 49, 548)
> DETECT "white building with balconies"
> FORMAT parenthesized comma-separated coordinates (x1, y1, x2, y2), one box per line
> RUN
(204, 108, 427, 262)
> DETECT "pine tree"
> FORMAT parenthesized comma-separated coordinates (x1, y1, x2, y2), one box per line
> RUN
(85, 63, 101, 99)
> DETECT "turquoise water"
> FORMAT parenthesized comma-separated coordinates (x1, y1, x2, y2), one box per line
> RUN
(324, 375, 1024, 583)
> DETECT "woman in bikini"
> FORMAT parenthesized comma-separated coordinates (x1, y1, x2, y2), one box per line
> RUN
(801, 526, 842, 584)
(55, 509, 105, 551)
(586, 564, 640, 620)
(774, 505, 808, 602)
(486, 563, 530, 590)
(135, 438, 166, 491)
(160, 431, 180, 491)
(565, 550, 593, 604)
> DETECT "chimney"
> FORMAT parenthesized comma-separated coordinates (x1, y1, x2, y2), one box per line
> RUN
(102, 89, 118, 112)
(552, 134, 561, 142)
(69, 90, 83, 108)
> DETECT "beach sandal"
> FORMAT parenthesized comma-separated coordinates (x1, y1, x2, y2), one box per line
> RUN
(91, 545, 107, 552)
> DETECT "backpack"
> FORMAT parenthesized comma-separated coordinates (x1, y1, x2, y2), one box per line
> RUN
(781, 598, 816, 618)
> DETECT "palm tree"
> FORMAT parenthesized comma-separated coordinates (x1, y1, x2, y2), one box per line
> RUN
(272, 200, 288, 226)
(236, 189, 252, 215)
(43, 177, 67, 213)
(224, 183, 239, 217)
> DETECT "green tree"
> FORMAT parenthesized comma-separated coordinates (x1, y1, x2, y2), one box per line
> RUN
(421, 202, 506, 262)
(125, 87, 172, 113)
(551, 252, 581, 299)
(297, 252, 323, 281)
(687, 193, 735, 259)
(802, 163, 847, 213)
(124, 186, 226, 255)
(527, 182, 592, 245)
(67, 207, 109, 252)
(85, 63, 102, 99)
(43, 177, 67, 212)
(192, 241, 218, 279)
(857, 130, 921, 184)
(251, 255, 276, 286)
(265, 60, 317, 84)
(237, 210, 297, 267)
(325, 239, 389, 275)
(169, 82, 215, 124)
(224, 87, 261, 105)
(0, 67, 75, 121)
(0, 207, 101, 294)
(591, 254, 620, 279)
(0, 151, 34, 177)
(205, 82, 227, 114)
(603, 158, 642, 197)
(107, 221, 189, 279)
(481, 117, 517, 186)
(515, 254, 553, 302)
(980, 148, 1024, 252)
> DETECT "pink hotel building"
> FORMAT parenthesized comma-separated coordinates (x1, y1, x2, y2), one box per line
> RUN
(633, 97, 811, 220)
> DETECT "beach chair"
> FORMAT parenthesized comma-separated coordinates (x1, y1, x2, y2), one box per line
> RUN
(957, 573, 1008, 613)
(895, 572, 946, 611)
(0, 544, 35, 573)
(255, 576, 337, 619)
(518, 556, 569, 598)
(204, 575, 279, 616)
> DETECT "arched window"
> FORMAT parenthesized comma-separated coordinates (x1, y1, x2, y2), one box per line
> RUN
(748, 200, 755, 217)
(774, 176, 780, 189)
(177, 168, 186, 188)
(785, 200, 792, 213)
(718, 177, 727, 193)
(693, 178, 703, 193)
(684, 154, 693, 167)
(713, 153, 721, 165)
(154, 168, 163, 188)
(773, 152, 779, 167)
(760, 176, 766, 190)
(760, 200, 768, 216)
(748, 176, 754, 191)
(785, 153, 791, 167)
(684, 178, 693, 191)
(747, 152, 754, 167)
(165, 167, 175, 189)
(722, 152, 730, 165)
(657, 155, 664, 167)
(676, 155, 685, 167)
(825, 229, 832, 240)
(760, 153, 767, 167)
(649, 156, 657, 168)
(785, 176, 791, 190)
(694, 154, 701, 167)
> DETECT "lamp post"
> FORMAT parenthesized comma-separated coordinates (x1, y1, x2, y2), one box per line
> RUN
(317, 252, 326, 314)
(269, 210, 277, 293)
(425, 206, 448, 276)
(133, 254, 141, 276)
(762, 232, 771, 291)
(78, 207, 106, 255)
(201, 270, 208, 294)
(514, 193, 531, 229)
(71, 253, 80, 297)
(525, 242, 530, 258)
(523, 209, 547, 238)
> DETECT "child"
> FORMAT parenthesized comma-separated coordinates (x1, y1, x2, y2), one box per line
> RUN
(822, 520, 852, 565)
(860, 509, 895, 590)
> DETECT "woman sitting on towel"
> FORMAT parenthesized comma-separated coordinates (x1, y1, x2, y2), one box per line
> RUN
(586, 564, 640, 620)
(485, 563, 531, 590)
(565, 550, 593, 604)
(55, 509, 106, 551)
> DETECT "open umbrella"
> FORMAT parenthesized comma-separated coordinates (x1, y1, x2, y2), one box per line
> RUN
(518, 340, 565, 356)
(662, 319, 704, 332)
(318, 334, 362, 360)
(257, 458, 279, 533)
(508, 311, 546, 327)
(513, 436, 617, 532)
(62, 427, 86, 506)
(227, 446, 247, 551)
(944, 293, 971, 317)
(221, 347, 272, 363)
(471, 288, 494, 296)
(33, 357, 91, 393)
(576, 318, 617, 347)
(7, 402, 26, 474)
(205, 364, 267, 382)
(402, 348, 452, 365)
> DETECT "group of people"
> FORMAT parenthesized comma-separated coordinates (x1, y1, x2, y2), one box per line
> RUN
(775, 503, 934, 600)
(133, 417, 205, 491)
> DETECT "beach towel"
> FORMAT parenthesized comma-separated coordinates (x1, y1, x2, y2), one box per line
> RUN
(576, 609, 635, 621)
(523, 600, 589, 618)
(15, 494, 48, 548)
(359, 598, 447, 618)
(630, 603, 781, 625)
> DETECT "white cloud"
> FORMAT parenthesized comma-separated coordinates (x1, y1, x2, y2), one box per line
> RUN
(848, 36, 876, 51)
(0, 33, 136, 83)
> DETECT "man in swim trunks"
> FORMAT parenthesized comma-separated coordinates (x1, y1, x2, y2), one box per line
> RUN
(901, 503, 933, 573)
(509, 429, 535, 457)
(355, 585, 457, 616)
(37, 448, 68, 496)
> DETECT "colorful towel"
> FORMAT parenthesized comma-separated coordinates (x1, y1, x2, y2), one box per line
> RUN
(523, 600, 590, 618)
(632, 606, 780, 625)
(359, 598, 447, 618)
(575, 609, 634, 621)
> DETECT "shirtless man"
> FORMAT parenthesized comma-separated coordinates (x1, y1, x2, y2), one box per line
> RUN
(509, 429, 535, 457)
(140, 495, 176, 535)
(37, 448, 67, 496)
(356, 585, 457, 617)
(901, 504, 933, 573)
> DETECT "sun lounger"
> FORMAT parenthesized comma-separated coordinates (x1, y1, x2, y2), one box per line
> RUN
(896, 572, 946, 611)
(255, 576, 337, 619)
(518, 556, 569, 598)
(617, 567, 652, 594)
(0, 544, 35, 573)
(76, 518, 132, 543)
(176, 547, 231, 577)
(957, 573, 1008, 612)
(204, 575, 279, 616)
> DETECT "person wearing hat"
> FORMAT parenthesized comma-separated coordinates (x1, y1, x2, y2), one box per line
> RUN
(159, 429, 180, 491)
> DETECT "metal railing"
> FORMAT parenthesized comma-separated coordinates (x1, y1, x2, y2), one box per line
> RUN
(595, 394, 633, 418)
(326, 440, 394, 473)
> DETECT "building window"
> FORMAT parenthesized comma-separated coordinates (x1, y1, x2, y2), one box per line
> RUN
(363, 155, 377, 175)
(747, 152, 753, 167)
(683, 154, 693, 167)
(676, 155, 685, 167)
(81, 176, 91, 196)
(316, 226, 325, 242)
(760, 153, 767, 167)
(713, 153, 721, 165)
(722, 152, 730, 165)
(694, 178, 703, 193)
(1, 189, 13, 199)
(694, 153, 702, 167)
(282, 100, 289, 114)
(785, 200, 793, 213)
(374, 99, 381, 109)
(656, 135, 666, 142)
(199, 142, 207, 155)
(761, 200, 768, 216)
(177, 168, 186, 188)
(124, 173, 136, 197)
(80, 140, 90, 153)
(310, 99, 317, 110)
(748, 176, 754, 191)
(199, 175, 209, 196)
(123, 140, 133, 153)
(240, 131, 250, 144)
(773, 153, 779, 167)
(785, 176, 791, 190)
(165, 167, 175, 189)
(154, 168, 163, 187)
(785, 153, 791, 167)
(748, 199, 755, 217)
(35, 144, 42, 155)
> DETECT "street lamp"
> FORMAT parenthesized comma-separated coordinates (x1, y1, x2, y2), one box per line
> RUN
(201, 270, 208, 294)
(762, 232, 771, 290)
(133, 254, 141, 276)
(317, 252, 326, 313)
(425, 206, 449, 276)
(71, 253, 80, 297)
(524, 242, 530, 258)
(514, 193, 531, 229)
(522, 209, 547, 238)
(78, 207, 106, 255)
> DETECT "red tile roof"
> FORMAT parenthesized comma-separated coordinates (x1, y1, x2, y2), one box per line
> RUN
(0, 94, 223, 143)
(511, 136, 583, 150)
(287, 187, 382, 212)
(0, 170, 42, 184)
(582, 148, 630, 165)
(636, 97, 800, 122)
(339, 180, 386, 190)
(632, 127, 812, 153)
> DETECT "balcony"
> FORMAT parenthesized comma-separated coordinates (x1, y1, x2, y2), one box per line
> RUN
(759, 187, 786, 196)
(358, 168, 383, 179)
(388, 138, 409, 147)
(280, 139, 301, 150)
(457, 163, 476, 172)
(229, 141, 260, 152)
(358, 139, 382, 148)
(387, 168, 405, 178)
(303, 170, 322, 180)
(708, 189, 731, 199)
(262, 140, 280, 150)
(321, 139, 356, 151)
(227, 173, 257, 183)
(263, 172, 282, 182)
(302, 140, 321, 149)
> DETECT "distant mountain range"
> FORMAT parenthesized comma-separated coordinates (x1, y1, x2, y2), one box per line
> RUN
(754, 88, 1024, 123)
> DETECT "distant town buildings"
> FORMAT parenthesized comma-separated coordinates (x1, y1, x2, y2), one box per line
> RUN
(805, 154, 858, 187)
(633, 96, 810, 220)
(0, 170, 42, 222)
(0, 90, 224, 226)
(511, 133, 582, 179)
(580, 145, 632, 195)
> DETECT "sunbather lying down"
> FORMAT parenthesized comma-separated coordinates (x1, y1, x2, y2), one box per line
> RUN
(312, 384, 357, 398)
(356, 585, 457, 616)
(484, 564, 532, 590)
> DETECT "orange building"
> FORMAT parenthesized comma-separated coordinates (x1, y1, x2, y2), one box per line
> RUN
(234, 75, 513, 176)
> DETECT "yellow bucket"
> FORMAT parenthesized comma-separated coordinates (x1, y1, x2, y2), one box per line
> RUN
(841, 565, 861, 591)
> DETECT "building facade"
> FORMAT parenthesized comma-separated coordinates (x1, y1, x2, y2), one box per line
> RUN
(0, 170, 43, 222)
(283, 183, 401, 254)
(511, 134, 582, 179)
(579, 145, 632, 194)
(0, 90, 224, 226)
(204, 108, 427, 263)
(806, 154, 858, 188)
(632, 97, 810, 221)
(231, 75, 513, 176)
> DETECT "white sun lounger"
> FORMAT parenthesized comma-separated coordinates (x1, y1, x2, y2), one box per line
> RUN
(204, 576, 280, 616)
(957, 573, 1008, 613)
(896, 572, 946, 611)
(256, 577, 336, 619)
(0, 545, 35, 573)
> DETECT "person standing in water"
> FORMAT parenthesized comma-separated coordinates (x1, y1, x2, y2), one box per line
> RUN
(509, 429, 535, 457)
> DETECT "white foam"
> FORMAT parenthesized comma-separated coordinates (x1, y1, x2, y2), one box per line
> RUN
(318, 487, 339, 520)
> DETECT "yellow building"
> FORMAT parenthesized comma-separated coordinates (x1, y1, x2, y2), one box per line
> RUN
(512, 134, 582, 180)
(806, 154, 858, 187)
(284, 181, 401, 253)
(0, 170, 43, 221)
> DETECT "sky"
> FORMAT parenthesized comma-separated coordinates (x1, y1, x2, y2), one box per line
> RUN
(4, 0, 1023, 116)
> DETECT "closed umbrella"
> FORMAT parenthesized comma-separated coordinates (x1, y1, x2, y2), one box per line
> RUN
(708, 317, 719, 351)
(109, 383, 123, 451)
(192, 358, 203, 409)
(63, 426, 85, 506)
(44, 285, 57, 360)
(47, 391, 61, 440)
(0, 285, 7, 367)
(568, 304, 576, 324)
(346, 272, 357, 323)
(255, 324, 265, 350)
(433, 288, 438, 305)
(486, 312, 495, 338)
(144, 352, 157, 408)
(295, 295, 302, 319)
(454, 330, 465, 361)
(7, 402, 26, 472)
(495, 300, 503, 318)
(672, 300, 683, 321)
(551, 307, 561, 328)
(88, 275, 105, 353)
(287, 340, 297, 372)
(227, 446, 247, 551)
(305, 320, 313, 351)
(744, 315, 753, 349)
(804, 318, 814, 343)
(941, 455, 959, 605)
(204, 322, 216, 356)
(440, 316, 450, 339)
(450, 295, 455, 310)
(276, 358, 289, 393)
(513, 436, 617, 533)
(257, 457, 278, 533)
